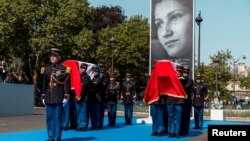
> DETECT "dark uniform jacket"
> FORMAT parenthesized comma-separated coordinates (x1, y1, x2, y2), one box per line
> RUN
(106, 81, 120, 104)
(79, 72, 90, 101)
(100, 72, 109, 102)
(41, 64, 71, 104)
(121, 81, 136, 104)
(192, 83, 208, 107)
(183, 78, 194, 105)
(0, 67, 7, 83)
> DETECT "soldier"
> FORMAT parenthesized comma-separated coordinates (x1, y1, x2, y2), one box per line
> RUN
(150, 95, 165, 136)
(41, 48, 71, 141)
(180, 65, 194, 136)
(192, 75, 208, 130)
(0, 58, 7, 83)
(75, 63, 90, 131)
(166, 65, 185, 138)
(121, 73, 136, 125)
(106, 73, 120, 127)
(88, 67, 102, 130)
(99, 65, 109, 129)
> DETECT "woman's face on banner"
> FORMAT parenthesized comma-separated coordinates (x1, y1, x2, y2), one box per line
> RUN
(155, 0, 192, 58)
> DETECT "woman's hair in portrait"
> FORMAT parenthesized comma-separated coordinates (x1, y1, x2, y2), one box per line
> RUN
(152, 0, 193, 58)
(151, 0, 192, 39)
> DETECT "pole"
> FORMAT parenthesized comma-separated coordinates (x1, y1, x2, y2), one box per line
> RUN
(109, 37, 116, 74)
(195, 11, 203, 75)
(215, 70, 217, 92)
(233, 61, 236, 96)
(112, 46, 114, 74)
(198, 21, 201, 74)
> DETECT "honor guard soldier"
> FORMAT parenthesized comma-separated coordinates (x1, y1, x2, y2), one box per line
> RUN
(121, 73, 136, 125)
(88, 67, 102, 130)
(75, 63, 91, 131)
(41, 48, 71, 141)
(0, 58, 7, 83)
(192, 75, 208, 130)
(99, 65, 110, 129)
(166, 65, 185, 138)
(106, 73, 120, 127)
(180, 65, 194, 136)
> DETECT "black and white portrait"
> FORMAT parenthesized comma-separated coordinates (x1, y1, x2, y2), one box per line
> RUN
(150, 0, 194, 71)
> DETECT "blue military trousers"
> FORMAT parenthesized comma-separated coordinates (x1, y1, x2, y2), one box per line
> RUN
(167, 104, 183, 135)
(62, 100, 70, 129)
(194, 106, 204, 129)
(45, 103, 63, 141)
(75, 100, 88, 129)
(124, 103, 133, 124)
(107, 103, 117, 126)
(150, 104, 164, 134)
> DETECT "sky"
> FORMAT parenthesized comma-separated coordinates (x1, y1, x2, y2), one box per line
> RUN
(89, 0, 250, 66)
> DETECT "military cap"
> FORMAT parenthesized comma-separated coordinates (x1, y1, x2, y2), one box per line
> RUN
(196, 74, 202, 80)
(125, 73, 132, 78)
(92, 66, 99, 72)
(80, 63, 88, 69)
(50, 48, 61, 56)
(182, 65, 190, 73)
(109, 73, 116, 78)
(176, 65, 184, 71)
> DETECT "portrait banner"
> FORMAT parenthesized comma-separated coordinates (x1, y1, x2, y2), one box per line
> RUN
(150, 0, 194, 77)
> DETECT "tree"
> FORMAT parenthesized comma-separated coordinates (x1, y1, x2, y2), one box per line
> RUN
(0, 0, 92, 84)
(88, 5, 127, 33)
(96, 15, 150, 97)
(201, 50, 233, 101)
(240, 71, 250, 90)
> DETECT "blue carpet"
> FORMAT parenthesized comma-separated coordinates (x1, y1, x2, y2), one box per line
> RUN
(0, 117, 249, 141)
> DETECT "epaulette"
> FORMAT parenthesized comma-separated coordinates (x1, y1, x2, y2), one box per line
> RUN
(40, 67, 45, 74)
(66, 67, 71, 73)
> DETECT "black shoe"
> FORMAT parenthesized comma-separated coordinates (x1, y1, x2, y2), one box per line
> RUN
(175, 134, 180, 138)
(76, 127, 81, 131)
(180, 132, 187, 136)
(62, 127, 68, 131)
(168, 133, 175, 138)
(157, 132, 164, 136)
(77, 127, 86, 131)
(151, 132, 157, 136)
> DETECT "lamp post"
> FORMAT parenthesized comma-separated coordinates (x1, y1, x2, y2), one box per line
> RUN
(232, 55, 246, 97)
(109, 37, 116, 74)
(195, 11, 203, 75)
(213, 57, 221, 98)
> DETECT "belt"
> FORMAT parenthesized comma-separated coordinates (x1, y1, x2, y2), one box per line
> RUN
(49, 82, 61, 87)
(125, 92, 131, 95)
(195, 95, 201, 98)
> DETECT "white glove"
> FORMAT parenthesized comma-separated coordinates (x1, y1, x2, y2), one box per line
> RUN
(42, 99, 45, 105)
(63, 99, 68, 107)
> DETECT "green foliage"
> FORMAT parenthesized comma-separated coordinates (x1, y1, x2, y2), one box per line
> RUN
(240, 71, 250, 90)
(88, 5, 127, 33)
(0, 1, 150, 97)
(201, 50, 233, 101)
(0, 0, 92, 73)
(96, 15, 150, 95)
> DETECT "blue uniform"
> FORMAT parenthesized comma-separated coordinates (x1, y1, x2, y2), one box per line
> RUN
(192, 82, 207, 129)
(106, 81, 119, 126)
(121, 80, 136, 125)
(75, 72, 90, 131)
(180, 77, 194, 136)
(41, 64, 71, 141)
